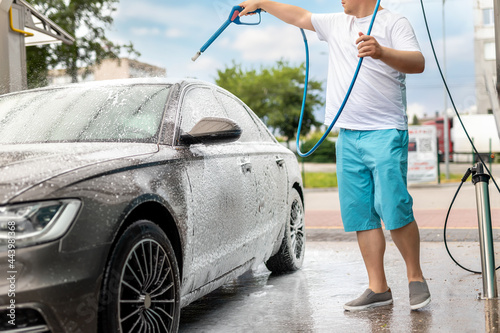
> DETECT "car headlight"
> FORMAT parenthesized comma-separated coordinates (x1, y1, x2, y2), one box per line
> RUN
(0, 199, 81, 248)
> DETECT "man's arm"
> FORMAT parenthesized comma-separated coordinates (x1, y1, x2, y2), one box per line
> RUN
(239, 0, 314, 31)
(356, 32, 425, 74)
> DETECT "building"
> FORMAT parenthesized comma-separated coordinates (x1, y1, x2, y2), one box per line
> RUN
(48, 58, 167, 86)
(474, 0, 498, 115)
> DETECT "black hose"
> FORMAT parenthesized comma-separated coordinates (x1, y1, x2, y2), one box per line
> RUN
(420, 0, 500, 273)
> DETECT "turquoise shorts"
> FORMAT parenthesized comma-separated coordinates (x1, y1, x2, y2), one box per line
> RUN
(336, 128, 415, 232)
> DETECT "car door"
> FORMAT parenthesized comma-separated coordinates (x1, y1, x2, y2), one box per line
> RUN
(214, 90, 290, 252)
(175, 85, 259, 293)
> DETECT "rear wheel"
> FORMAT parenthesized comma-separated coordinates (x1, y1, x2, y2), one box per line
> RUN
(98, 220, 180, 332)
(265, 189, 305, 274)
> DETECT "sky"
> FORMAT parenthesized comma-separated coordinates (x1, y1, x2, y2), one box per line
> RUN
(107, 0, 476, 123)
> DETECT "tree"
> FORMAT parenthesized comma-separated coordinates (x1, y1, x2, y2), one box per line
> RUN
(26, 45, 51, 88)
(215, 60, 324, 141)
(300, 131, 337, 163)
(26, 0, 139, 87)
(412, 114, 420, 125)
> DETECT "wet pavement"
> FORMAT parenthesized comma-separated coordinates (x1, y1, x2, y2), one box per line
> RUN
(179, 182, 500, 332)
(179, 238, 499, 332)
(179, 240, 499, 332)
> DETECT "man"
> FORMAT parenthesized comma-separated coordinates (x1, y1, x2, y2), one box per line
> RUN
(239, 0, 431, 311)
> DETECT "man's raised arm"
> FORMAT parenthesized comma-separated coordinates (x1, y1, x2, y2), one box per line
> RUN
(239, 0, 314, 31)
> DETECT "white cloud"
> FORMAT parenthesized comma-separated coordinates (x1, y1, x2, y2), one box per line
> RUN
(407, 102, 427, 119)
(130, 27, 161, 36)
(115, 1, 214, 31)
(187, 55, 222, 71)
(228, 25, 320, 62)
(165, 28, 183, 38)
(180, 55, 224, 81)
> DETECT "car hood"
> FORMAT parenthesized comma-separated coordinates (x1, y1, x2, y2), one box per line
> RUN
(0, 142, 159, 204)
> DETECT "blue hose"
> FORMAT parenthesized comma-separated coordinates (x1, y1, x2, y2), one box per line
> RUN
(296, 0, 382, 157)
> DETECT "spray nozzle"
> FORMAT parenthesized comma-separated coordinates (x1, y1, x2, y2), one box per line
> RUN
(191, 6, 262, 62)
(462, 168, 473, 183)
(191, 51, 201, 62)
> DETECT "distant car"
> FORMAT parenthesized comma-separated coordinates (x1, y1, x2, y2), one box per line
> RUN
(0, 78, 305, 332)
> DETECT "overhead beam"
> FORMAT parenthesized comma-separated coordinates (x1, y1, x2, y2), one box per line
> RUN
(16, 0, 74, 46)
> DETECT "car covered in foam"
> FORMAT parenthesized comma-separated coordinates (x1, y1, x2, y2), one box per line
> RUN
(0, 78, 305, 332)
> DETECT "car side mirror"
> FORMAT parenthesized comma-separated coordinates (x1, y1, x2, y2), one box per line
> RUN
(179, 117, 242, 145)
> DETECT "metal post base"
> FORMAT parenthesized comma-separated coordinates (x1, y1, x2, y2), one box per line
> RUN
(471, 162, 498, 299)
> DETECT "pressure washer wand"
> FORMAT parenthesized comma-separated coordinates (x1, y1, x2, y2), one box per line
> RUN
(192, 6, 262, 61)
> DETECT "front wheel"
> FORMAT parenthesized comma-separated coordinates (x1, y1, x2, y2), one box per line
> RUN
(265, 189, 305, 274)
(98, 220, 181, 332)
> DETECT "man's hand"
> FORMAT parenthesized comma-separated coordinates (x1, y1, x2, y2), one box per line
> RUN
(238, 0, 314, 30)
(356, 32, 424, 73)
(356, 32, 383, 59)
(239, 0, 263, 16)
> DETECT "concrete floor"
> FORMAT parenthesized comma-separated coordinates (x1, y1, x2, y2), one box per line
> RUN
(179, 174, 500, 332)
(179, 238, 499, 332)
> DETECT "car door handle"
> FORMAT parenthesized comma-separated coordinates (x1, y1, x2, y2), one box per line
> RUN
(275, 157, 285, 167)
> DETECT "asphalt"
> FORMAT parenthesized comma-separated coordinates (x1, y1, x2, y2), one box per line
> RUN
(179, 163, 500, 332)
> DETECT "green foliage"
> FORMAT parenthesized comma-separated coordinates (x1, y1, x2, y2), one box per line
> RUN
(26, 45, 50, 88)
(215, 60, 324, 141)
(27, 0, 139, 86)
(303, 172, 337, 188)
(298, 131, 336, 163)
(412, 114, 420, 125)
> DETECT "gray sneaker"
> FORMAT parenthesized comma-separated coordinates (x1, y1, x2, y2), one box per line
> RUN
(409, 280, 431, 310)
(343, 288, 393, 311)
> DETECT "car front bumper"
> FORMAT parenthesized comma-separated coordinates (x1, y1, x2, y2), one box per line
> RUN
(0, 240, 110, 333)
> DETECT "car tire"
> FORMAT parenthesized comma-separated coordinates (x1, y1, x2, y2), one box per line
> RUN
(265, 189, 305, 274)
(98, 220, 181, 332)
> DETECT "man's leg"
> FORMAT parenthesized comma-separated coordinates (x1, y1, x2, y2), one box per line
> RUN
(357, 228, 389, 293)
(390, 220, 431, 310)
(389, 220, 423, 282)
(344, 227, 393, 311)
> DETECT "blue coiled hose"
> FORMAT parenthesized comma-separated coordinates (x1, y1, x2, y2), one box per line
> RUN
(296, 0, 382, 157)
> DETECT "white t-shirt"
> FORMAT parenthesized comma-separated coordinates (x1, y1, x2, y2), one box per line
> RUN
(311, 9, 421, 130)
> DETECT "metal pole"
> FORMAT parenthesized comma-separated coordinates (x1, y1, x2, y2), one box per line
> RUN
(437, 137, 441, 184)
(495, 0, 500, 100)
(472, 137, 475, 166)
(471, 162, 498, 299)
(484, 299, 499, 332)
(443, 0, 450, 180)
(489, 138, 492, 172)
(0, 0, 23, 94)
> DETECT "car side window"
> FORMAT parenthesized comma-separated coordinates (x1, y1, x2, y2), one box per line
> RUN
(244, 104, 279, 143)
(215, 90, 269, 143)
(179, 87, 228, 134)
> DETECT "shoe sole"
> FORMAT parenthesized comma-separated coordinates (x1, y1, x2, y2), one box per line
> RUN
(343, 299, 393, 311)
(410, 296, 431, 310)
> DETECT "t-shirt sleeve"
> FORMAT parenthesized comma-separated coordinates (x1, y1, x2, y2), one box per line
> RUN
(311, 13, 337, 42)
(391, 17, 421, 52)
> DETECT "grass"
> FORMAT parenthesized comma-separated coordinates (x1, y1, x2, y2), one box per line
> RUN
(302, 172, 464, 188)
(439, 173, 465, 183)
(303, 172, 338, 188)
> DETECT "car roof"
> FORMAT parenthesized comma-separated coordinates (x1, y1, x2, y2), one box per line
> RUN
(0, 77, 217, 97)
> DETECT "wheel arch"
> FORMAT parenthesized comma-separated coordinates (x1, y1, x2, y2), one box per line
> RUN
(292, 182, 304, 206)
(112, 195, 184, 280)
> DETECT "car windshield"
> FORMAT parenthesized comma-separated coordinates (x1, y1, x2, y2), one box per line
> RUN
(0, 84, 170, 144)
